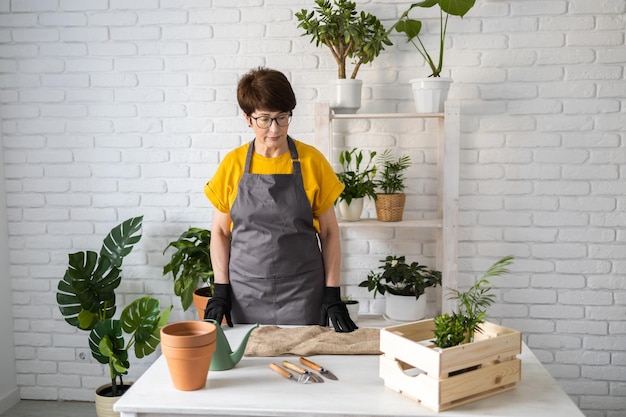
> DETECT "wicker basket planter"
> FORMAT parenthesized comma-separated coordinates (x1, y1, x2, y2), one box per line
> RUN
(375, 193, 406, 222)
(379, 319, 522, 412)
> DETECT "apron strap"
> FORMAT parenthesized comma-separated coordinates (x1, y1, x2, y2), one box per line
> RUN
(244, 137, 303, 178)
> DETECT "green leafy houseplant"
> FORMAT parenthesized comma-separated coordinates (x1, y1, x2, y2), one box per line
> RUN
(163, 227, 214, 311)
(359, 255, 441, 299)
(296, 0, 393, 79)
(376, 149, 411, 194)
(393, 0, 476, 77)
(57, 216, 172, 397)
(336, 148, 378, 205)
(433, 255, 514, 348)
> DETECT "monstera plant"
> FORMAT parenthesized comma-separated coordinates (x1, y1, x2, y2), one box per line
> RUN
(57, 216, 172, 403)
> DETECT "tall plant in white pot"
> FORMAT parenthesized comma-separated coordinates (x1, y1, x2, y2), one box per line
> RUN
(296, 0, 392, 113)
(392, 0, 476, 112)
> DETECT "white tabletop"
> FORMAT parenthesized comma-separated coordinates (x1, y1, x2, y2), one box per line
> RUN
(114, 319, 584, 417)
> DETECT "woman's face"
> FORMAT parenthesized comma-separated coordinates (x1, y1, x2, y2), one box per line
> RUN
(246, 109, 292, 155)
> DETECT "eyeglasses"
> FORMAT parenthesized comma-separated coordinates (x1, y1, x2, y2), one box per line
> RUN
(249, 112, 292, 129)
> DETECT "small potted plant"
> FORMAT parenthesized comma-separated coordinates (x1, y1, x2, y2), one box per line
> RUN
(163, 227, 214, 319)
(433, 255, 514, 348)
(56, 216, 172, 417)
(359, 255, 441, 321)
(374, 149, 411, 222)
(336, 148, 377, 221)
(342, 295, 360, 321)
(378, 256, 520, 411)
(296, 0, 392, 113)
(392, 0, 476, 112)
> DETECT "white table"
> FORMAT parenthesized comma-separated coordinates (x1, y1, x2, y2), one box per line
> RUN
(114, 319, 585, 417)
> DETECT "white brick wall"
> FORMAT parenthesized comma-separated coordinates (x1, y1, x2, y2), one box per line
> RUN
(1, 1, 625, 416)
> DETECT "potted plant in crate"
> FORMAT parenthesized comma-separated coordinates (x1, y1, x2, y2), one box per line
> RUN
(163, 227, 214, 320)
(433, 255, 514, 348)
(374, 149, 411, 222)
(56, 216, 172, 417)
(378, 256, 520, 412)
(359, 255, 441, 321)
(296, 0, 392, 113)
(392, 0, 476, 112)
(336, 148, 377, 221)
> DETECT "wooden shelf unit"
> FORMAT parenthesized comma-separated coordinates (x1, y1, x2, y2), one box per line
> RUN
(314, 101, 460, 314)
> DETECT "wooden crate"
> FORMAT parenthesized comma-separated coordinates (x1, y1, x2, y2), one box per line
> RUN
(379, 319, 522, 412)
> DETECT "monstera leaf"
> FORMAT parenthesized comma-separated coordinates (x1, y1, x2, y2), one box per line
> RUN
(56, 216, 143, 330)
(57, 251, 120, 330)
(89, 297, 171, 378)
(101, 216, 143, 269)
(89, 318, 129, 375)
(120, 296, 172, 359)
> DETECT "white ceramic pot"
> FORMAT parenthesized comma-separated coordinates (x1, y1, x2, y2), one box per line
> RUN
(338, 198, 364, 221)
(95, 383, 132, 417)
(330, 78, 362, 114)
(410, 77, 452, 113)
(384, 292, 427, 322)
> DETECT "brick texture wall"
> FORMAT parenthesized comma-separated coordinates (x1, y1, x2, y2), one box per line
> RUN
(1, 1, 625, 416)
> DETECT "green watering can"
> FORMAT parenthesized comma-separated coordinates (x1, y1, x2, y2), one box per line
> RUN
(205, 319, 259, 371)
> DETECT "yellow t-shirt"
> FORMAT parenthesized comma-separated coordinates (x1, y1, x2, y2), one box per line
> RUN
(205, 139, 343, 232)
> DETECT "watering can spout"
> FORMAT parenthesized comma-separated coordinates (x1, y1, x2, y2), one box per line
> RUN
(205, 320, 259, 371)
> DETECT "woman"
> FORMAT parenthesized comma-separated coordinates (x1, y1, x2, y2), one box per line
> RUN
(204, 67, 356, 332)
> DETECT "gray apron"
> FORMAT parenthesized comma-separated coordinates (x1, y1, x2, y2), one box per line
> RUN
(228, 137, 325, 325)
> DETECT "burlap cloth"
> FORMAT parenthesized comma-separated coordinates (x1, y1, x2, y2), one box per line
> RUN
(244, 325, 381, 357)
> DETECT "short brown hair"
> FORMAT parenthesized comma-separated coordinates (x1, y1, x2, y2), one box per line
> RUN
(237, 67, 296, 115)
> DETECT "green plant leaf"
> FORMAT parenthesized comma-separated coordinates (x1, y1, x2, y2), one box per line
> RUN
(439, 0, 476, 17)
(120, 296, 172, 359)
(89, 319, 129, 376)
(57, 250, 119, 330)
(100, 216, 143, 269)
(163, 227, 214, 311)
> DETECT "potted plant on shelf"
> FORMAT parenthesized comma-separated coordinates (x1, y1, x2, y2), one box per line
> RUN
(336, 148, 377, 221)
(296, 0, 392, 113)
(163, 227, 214, 320)
(374, 149, 411, 222)
(56, 216, 172, 417)
(392, 0, 476, 112)
(359, 255, 441, 321)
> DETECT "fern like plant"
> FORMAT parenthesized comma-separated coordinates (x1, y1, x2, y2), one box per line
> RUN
(433, 255, 514, 348)
(375, 149, 411, 194)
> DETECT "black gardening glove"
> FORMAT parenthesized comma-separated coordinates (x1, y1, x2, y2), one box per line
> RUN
(319, 286, 358, 333)
(204, 283, 233, 327)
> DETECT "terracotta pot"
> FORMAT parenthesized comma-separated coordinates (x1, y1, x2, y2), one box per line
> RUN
(160, 321, 217, 391)
(192, 286, 213, 320)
